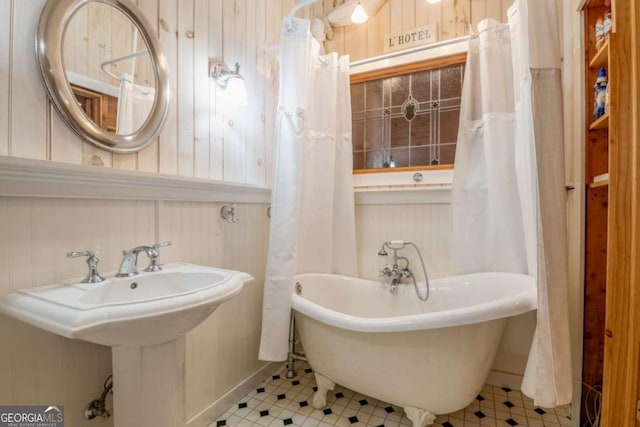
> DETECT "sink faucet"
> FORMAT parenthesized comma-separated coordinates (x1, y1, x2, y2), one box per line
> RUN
(116, 246, 158, 277)
(116, 241, 171, 277)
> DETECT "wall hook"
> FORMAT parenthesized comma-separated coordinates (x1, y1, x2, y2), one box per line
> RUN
(220, 204, 238, 223)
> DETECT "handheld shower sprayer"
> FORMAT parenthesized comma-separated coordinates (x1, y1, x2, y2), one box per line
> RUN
(378, 240, 408, 256)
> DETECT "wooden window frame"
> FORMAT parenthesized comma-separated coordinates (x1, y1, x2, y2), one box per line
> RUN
(350, 52, 466, 175)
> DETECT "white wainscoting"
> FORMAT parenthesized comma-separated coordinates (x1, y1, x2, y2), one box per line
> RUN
(355, 203, 453, 281)
(355, 202, 536, 381)
(0, 197, 270, 426)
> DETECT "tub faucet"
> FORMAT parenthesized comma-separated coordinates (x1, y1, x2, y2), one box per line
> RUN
(379, 243, 412, 292)
(116, 245, 158, 277)
(377, 240, 431, 301)
(380, 258, 412, 291)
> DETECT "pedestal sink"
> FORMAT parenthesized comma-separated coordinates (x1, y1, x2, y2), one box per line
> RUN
(0, 263, 253, 427)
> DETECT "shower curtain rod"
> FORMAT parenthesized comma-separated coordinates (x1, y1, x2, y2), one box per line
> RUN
(100, 49, 148, 82)
(288, 0, 320, 21)
(469, 22, 510, 39)
(264, 0, 321, 52)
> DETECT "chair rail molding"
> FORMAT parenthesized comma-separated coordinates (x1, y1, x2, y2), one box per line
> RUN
(0, 157, 451, 205)
(0, 156, 271, 203)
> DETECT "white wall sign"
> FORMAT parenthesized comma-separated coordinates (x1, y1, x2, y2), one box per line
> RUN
(384, 24, 437, 53)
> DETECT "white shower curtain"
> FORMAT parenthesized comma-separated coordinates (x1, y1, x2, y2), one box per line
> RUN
(259, 17, 358, 361)
(452, 0, 572, 408)
(116, 73, 155, 134)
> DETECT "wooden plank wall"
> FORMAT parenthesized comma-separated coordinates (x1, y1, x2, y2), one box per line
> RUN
(0, 0, 306, 185)
(0, 0, 508, 186)
(321, 0, 511, 62)
(64, 3, 154, 88)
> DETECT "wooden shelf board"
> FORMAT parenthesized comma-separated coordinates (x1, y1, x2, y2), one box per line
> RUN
(590, 112, 610, 130)
(580, 0, 607, 10)
(590, 179, 610, 188)
(589, 42, 609, 69)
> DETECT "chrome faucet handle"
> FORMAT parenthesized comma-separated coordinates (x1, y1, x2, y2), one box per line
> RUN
(152, 241, 171, 250)
(379, 265, 393, 278)
(66, 250, 106, 283)
(144, 241, 171, 272)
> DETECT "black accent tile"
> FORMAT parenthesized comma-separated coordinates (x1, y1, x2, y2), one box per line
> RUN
(299, 401, 309, 408)
(335, 392, 344, 399)
(476, 394, 485, 401)
(257, 387, 265, 393)
(304, 368, 313, 373)
(506, 419, 519, 426)
(272, 374, 281, 380)
(474, 411, 486, 419)
(384, 406, 394, 414)
(283, 418, 293, 425)
(534, 408, 546, 415)
(442, 423, 454, 427)
(358, 399, 369, 406)
(238, 402, 247, 409)
(216, 421, 226, 427)
(375, 425, 385, 427)
(259, 410, 270, 417)
(292, 380, 301, 386)
(277, 393, 286, 400)
(501, 387, 512, 393)
(348, 416, 359, 423)
(312, 386, 318, 392)
(322, 408, 332, 415)
(503, 401, 515, 408)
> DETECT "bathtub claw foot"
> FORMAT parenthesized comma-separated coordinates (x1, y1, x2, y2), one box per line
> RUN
(404, 407, 437, 427)
(311, 372, 335, 409)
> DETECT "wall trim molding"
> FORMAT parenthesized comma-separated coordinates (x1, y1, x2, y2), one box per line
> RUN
(355, 186, 451, 204)
(186, 362, 279, 427)
(353, 168, 453, 204)
(0, 157, 451, 205)
(0, 157, 271, 203)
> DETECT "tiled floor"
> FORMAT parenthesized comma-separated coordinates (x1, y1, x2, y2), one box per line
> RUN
(213, 363, 572, 427)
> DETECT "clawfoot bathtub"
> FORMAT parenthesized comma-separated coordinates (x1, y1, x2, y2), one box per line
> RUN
(291, 272, 536, 427)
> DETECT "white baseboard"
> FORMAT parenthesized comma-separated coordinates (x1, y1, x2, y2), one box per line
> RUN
(486, 370, 524, 391)
(186, 362, 281, 427)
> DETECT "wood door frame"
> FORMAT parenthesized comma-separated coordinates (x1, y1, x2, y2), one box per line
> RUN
(602, 0, 640, 425)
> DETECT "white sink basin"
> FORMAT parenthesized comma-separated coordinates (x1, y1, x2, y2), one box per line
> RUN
(0, 263, 253, 346)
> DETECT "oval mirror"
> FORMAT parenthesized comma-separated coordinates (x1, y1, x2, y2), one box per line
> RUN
(37, 0, 170, 154)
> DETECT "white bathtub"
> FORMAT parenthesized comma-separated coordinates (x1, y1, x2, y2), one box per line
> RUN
(292, 272, 537, 427)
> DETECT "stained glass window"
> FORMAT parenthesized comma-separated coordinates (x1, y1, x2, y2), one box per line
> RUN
(351, 62, 465, 170)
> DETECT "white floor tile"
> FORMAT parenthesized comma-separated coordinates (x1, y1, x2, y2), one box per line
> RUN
(213, 362, 572, 427)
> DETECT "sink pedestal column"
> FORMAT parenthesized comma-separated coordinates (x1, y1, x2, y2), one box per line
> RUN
(112, 337, 186, 427)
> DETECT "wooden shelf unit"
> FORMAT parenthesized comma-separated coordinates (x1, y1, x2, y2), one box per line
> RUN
(581, 0, 611, 425)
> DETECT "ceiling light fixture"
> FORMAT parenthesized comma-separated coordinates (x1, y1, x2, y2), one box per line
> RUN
(351, 1, 368, 24)
(426, 0, 441, 4)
